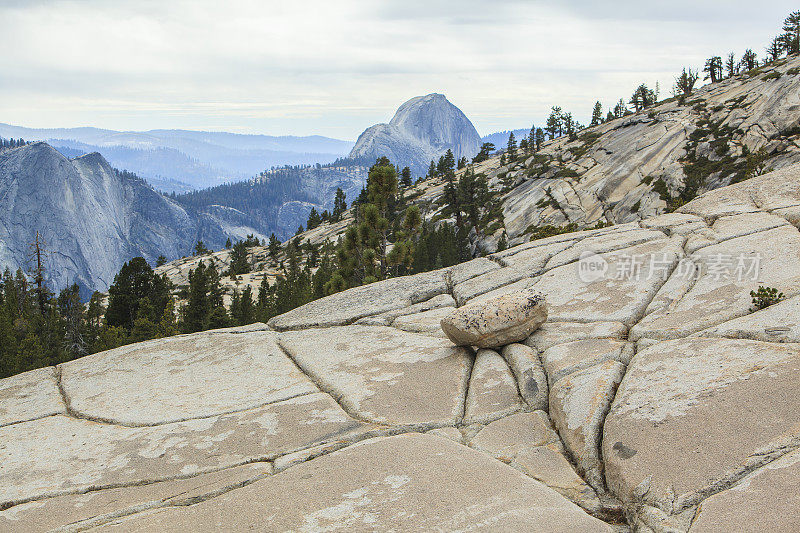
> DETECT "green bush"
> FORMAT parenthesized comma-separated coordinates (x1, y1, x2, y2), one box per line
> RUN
(749, 286, 785, 312)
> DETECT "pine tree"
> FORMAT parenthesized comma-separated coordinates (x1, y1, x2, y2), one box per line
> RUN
(629, 84, 656, 111)
(590, 101, 603, 127)
(563, 112, 576, 139)
(400, 167, 412, 187)
(57, 283, 86, 358)
(256, 275, 273, 320)
(546, 107, 563, 138)
(725, 52, 738, 78)
(472, 142, 495, 163)
(534, 128, 545, 151)
(268, 233, 281, 257)
(496, 232, 508, 252)
(0, 299, 17, 377)
(427, 160, 437, 179)
(332, 188, 347, 221)
(443, 174, 462, 226)
(85, 291, 105, 349)
(506, 132, 517, 161)
(205, 261, 228, 330)
(457, 169, 489, 233)
(767, 36, 784, 62)
(28, 231, 50, 316)
(228, 241, 250, 276)
(613, 99, 628, 118)
(130, 297, 159, 343)
(528, 124, 537, 153)
(672, 67, 699, 100)
(740, 49, 758, 71)
(194, 241, 210, 256)
(386, 205, 422, 276)
(704, 56, 723, 82)
(183, 261, 211, 333)
(366, 157, 398, 218)
(306, 207, 322, 230)
(106, 257, 162, 331)
(238, 286, 255, 325)
(157, 298, 178, 338)
(442, 150, 456, 178)
(304, 240, 319, 268)
(782, 10, 800, 55)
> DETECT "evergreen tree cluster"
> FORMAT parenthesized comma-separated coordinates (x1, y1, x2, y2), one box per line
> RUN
(0, 259, 179, 379)
(0, 137, 29, 150)
(425, 149, 457, 180)
(545, 107, 585, 140)
(305, 187, 349, 230)
(694, 11, 799, 89)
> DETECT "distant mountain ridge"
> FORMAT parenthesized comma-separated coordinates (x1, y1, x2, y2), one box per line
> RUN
(0, 123, 354, 191)
(481, 128, 530, 150)
(349, 93, 482, 174)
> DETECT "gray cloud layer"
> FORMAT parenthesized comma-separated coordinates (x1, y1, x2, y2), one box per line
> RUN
(0, 0, 794, 138)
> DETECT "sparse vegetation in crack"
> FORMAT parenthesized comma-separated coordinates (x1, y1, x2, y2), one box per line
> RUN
(749, 285, 785, 312)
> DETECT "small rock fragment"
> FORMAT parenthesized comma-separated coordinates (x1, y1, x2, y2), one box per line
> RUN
(441, 288, 548, 348)
(501, 343, 548, 410)
(464, 349, 525, 425)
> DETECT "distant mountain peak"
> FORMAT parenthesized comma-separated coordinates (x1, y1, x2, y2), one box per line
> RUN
(349, 94, 481, 174)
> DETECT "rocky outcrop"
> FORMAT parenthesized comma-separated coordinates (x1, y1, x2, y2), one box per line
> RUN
(5, 162, 800, 531)
(0, 143, 260, 293)
(349, 93, 482, 174)
(493, 57, 800, 245)
(0, 143, 190, 293)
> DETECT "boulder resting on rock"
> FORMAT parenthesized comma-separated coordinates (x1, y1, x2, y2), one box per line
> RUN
(440, 288, 548, 348)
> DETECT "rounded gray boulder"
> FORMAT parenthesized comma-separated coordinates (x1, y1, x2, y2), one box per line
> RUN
(441, 288, 548, 348)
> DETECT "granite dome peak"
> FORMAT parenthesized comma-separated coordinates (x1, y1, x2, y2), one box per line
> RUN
(349, 93, 482, 173)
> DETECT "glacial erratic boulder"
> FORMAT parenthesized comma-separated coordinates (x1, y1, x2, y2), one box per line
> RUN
(440, 288, 548, 348)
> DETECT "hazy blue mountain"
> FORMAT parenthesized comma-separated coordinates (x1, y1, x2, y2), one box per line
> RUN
(349, 93, 482, 175)
(49, 139, 217, 192)
(481, 128, 530, 150)
(0, 123, 354, 190)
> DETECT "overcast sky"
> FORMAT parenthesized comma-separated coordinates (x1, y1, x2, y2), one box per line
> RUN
(0, 0, 795, 139)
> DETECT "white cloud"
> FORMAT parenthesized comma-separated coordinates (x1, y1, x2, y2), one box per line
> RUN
(0, 0, 795, 138)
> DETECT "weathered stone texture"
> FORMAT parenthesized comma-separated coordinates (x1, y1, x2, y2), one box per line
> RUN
(94, 434, 614, 532)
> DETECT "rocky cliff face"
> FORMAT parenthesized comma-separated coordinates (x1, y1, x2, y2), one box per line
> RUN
(4, 163, 800, 531)
(349, 93, 482, 174)
(0, 143, 254, 293)
(490, 57, 800, 244)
